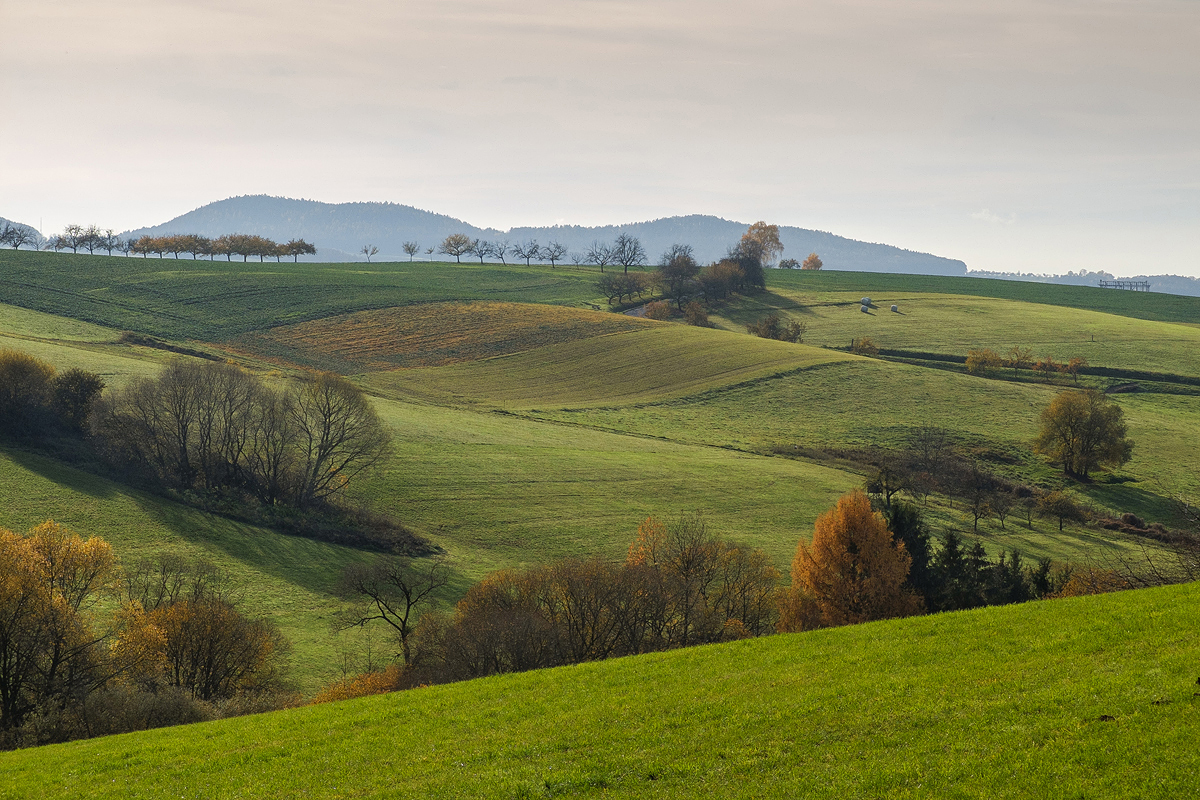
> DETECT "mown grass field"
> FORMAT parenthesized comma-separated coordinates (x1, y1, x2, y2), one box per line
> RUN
(364, 324, 852, 408)
(0, 250, 606, 341)
(2, 582, 1196, 799)
(763, 268, 1200, 324)
(711, 289, 1200, 376)
(230, 301, 652, 373)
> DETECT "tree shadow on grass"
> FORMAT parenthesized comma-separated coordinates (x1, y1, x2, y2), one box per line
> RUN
(1, 445, 116, 500)
(1080, 481, 1185, 527)
(133, 491, 469, 601)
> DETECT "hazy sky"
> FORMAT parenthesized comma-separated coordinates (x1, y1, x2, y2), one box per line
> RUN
(2, 0, 1197, 276)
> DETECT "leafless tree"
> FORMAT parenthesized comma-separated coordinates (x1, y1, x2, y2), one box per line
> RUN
(289, 371, 391, 508)
(613, 233, 646, 274)
(492, 241, 509, 264)
(361, 245, 379, 263)
(340, 558, 449, 665)
(512, 240, 541, 266)
(586, 241, 614, 272)
(469, 239, 494, 264)
(402, 242, 420, 261)
(543, 241, 568, 267)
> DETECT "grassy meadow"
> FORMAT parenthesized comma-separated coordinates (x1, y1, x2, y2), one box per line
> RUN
(2, 251, 1198, 696)
(2, 581, 1196, 798)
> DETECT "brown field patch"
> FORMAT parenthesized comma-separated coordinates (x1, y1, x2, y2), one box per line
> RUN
(228, 302, 652, 373)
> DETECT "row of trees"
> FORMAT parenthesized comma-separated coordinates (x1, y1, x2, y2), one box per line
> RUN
(0, 524, 287, 746)
(966, 346, 1088, 384)
(0, 222, 316, 263)
(96, 361, 391, 509)
(424, 232, 645, 271)
(340, 484, 1111, 695)
(123, 234, 316, 262)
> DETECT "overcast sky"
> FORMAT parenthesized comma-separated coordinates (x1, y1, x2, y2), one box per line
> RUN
(1, 0, 1197, 276)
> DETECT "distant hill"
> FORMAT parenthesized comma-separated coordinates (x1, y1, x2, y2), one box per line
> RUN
(123, 195, 970, 276)
(969, 268, 1200, 298)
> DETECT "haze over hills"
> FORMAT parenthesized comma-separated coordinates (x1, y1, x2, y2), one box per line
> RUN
(123, 195, 970, 276)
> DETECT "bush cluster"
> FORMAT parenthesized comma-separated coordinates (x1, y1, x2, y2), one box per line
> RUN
(0, 349, 104, 440)
(403, 514, 779, 683)
(94, 361, 390, 509)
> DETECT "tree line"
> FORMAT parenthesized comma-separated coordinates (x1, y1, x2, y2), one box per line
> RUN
(0, 222, 316, 262)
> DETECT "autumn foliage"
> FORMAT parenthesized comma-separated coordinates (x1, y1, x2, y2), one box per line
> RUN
(780, 491, 923, 631)
(0, 523, 288, 747)
(407, 514, 779, 683)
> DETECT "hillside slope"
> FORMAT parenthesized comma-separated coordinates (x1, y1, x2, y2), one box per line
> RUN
(3, 582, 1196, 798)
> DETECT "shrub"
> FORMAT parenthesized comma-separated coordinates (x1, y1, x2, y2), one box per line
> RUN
(850, 337, 879, 356)
(683, 302, 711, 327)
(643, 301, 673, 320)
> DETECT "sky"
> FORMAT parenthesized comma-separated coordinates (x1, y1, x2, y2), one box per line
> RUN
(1, 0, 1197, 277)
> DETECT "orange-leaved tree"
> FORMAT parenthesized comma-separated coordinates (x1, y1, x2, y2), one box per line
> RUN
(780, 490, 922, 631)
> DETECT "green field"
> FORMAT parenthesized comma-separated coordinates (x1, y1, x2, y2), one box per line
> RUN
(710, 289, 1200, 376)
(2, 581, 1196, 798)
(0, 250, 606, 341)
(1, 252, 1197, 697)
(364, 324, 852, 408)
(760, 268, 1200, 325)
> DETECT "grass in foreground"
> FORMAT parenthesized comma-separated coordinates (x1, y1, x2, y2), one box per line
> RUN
(2, 582, 1196, 799)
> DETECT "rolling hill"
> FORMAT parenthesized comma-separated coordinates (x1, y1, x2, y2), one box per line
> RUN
(123, 195, 971, 274)
(1, 250, 1198, 691)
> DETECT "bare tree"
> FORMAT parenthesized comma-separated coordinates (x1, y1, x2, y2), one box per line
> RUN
(361, 245, 379, 263)
(340, 558, 449, 665)
(613, 233, 646, 274)
(469, 239, 494, 264)
(492, 241, 509, 264)
(289, 372, 391, 508)
(586, 241, 614, 272)
(512, 240, 541, 266)
(402, 242, 420, 261)
(543, 241, 568, 267)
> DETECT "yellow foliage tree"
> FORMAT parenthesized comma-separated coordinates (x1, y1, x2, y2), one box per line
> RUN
(782, 490, 922, 630)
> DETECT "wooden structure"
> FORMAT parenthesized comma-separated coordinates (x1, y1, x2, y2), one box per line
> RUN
(1099, 279, 1151, 292)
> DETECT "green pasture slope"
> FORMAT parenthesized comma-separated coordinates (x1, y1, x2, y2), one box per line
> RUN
(0, 250, 604, 341)
(3, 582, 1197, 799)
(763, 268, 1200, 325)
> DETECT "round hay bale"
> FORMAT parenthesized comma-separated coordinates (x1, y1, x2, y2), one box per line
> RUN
(861, 297, 872, 306)
(890, 304, 898, 313)
(860, 304, 869, 313)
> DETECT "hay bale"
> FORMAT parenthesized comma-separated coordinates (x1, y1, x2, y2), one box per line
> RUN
(890, 304, 898, 313)
(860, 305, 869, 313)
(861, 297, 871, 306)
